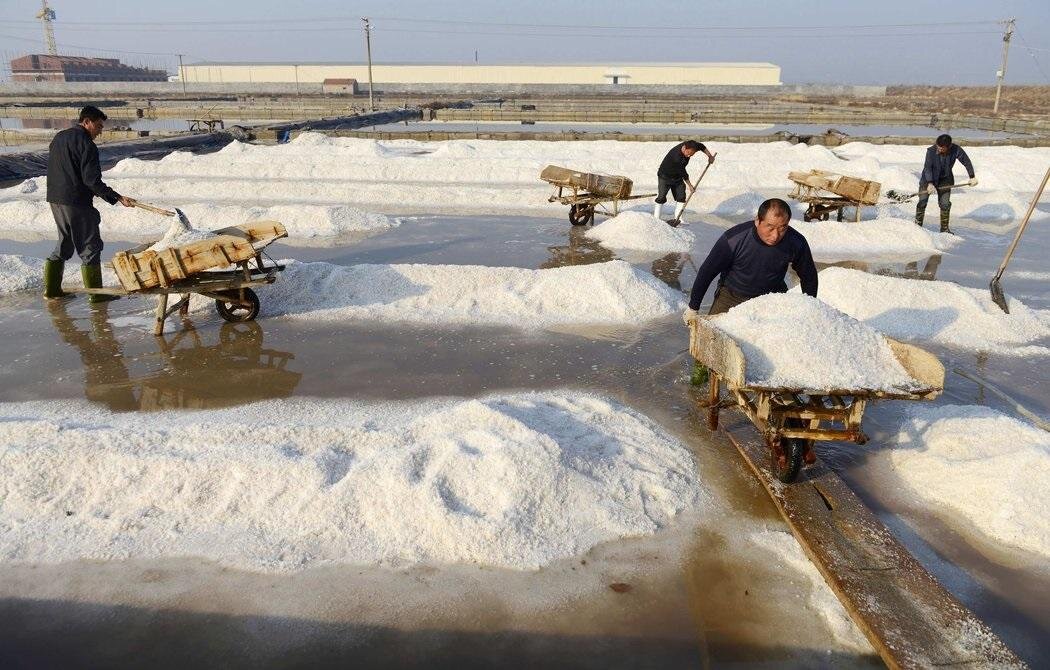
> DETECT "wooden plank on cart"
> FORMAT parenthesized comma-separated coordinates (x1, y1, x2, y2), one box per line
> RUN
(539, 165, 633, 199)
(110, 221, 287, 292)
(720, 415, 1025, 670)
(788, 169, 881, 205)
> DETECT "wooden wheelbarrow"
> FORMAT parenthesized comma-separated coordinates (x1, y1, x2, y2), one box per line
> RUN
(66, 221, 288, 336)
(689, 316, 944, 482)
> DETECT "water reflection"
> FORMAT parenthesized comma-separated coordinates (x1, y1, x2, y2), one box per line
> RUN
(541, 227, 692, 290)
(47, 303, 300, 411)
(818, 254, 943, 281)
(540, 227, 614, 269)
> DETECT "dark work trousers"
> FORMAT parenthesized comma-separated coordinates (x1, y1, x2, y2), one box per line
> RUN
(655, 176, 687, 204)
(708, 285, 752, 315)
(48, 203, 103, 265)
(915, 178, 952, 225)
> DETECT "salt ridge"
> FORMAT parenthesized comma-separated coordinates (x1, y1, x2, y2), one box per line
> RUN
(0, 392, 706, 572)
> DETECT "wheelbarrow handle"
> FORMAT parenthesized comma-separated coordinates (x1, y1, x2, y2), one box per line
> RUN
(129, 199, 176, 217)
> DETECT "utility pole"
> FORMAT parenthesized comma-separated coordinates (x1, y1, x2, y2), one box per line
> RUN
(177, 53, 186, 94)
(36, 0, 57, 56)
(362, 17, 375, 111)
(993, 18, 1015, 114)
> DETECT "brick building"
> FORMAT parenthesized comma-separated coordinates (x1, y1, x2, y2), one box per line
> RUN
(10, 54, 168, 82)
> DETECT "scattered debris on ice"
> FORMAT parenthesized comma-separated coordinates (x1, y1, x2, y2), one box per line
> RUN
(880, 403, 1050, 558)
(256, 259, 686, 327)
(0, 392, 705, 572)
(585, 211, 695, 253)
(710, 293, 923, 392)
(814, 267, 1050, 355)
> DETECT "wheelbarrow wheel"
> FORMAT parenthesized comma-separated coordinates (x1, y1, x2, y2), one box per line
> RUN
(771, 438, 804, 483)
(568, 203, 594, 226)
(215, 288, 260, 322)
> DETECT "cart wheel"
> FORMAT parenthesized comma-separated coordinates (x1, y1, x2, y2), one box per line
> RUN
(568, 204, 594, 226)
(215, 288, 260, 322)
(771, 438, 805, 483)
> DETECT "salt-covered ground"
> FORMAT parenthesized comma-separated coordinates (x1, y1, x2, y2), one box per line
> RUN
(585, 211, 695, 253)
(1, 135, 1048, 664)
(872, 404, 1049, 560)
(814, 267, 1050, 356)
(2, 134, 1048, 244)
(0, 392, 705, 571)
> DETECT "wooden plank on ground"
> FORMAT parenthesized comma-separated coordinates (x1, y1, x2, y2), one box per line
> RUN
(720, 415, 1026, 670)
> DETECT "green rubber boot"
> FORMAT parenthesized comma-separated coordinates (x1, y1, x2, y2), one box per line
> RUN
(42, 258, 72, 300)
(939, 208, 953, 235)
(914, 202, 925, 227)
(82, 263, 119, 304)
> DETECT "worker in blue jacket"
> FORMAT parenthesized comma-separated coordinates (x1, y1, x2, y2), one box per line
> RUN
(916, 134, 976, 234)
(683, 198, 817, 322)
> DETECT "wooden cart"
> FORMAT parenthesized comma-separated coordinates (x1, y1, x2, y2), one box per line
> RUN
(788, 169, 881, 222)
(690, 317, 943, 483)
(68, 221, 288, 336)
(540, 165, 656, 225)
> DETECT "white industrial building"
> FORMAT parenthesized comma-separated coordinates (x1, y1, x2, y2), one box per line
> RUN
(180, 62, 782, 87)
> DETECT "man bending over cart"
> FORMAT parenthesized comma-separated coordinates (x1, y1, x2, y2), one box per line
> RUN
(654, 139, 715, 223)
(683, 198, 817, 322)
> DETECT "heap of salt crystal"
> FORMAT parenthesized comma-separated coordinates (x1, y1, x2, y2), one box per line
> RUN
(147, 213, 217, 252)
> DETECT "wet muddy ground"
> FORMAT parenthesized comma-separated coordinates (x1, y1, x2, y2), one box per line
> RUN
(0, 213, 1046, 667)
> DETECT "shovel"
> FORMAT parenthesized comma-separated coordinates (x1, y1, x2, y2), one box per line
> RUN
(669, 153, 717, 227)
(129, 199, 193, 229)
(990, 165, 1050, 313)
(885, 181, 972, 203)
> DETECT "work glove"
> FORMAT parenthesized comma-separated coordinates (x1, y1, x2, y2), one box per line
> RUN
(682, 308, 699, 326)
(926, 184, 937, 195)
(968, 177, 978, 186)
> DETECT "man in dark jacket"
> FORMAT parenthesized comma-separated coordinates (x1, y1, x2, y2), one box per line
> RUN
(654, 139, 715, 223)
(916, 134, 976, 234)
(44, 105, 134, 301)
(683, 198, 817, 324)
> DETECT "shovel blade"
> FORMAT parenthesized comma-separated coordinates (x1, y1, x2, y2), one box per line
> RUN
(174, 208, 192, 230)
(885, 189, 915, 203)
(989, 279, 1010, 314)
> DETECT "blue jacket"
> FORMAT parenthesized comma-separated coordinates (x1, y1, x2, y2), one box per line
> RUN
(688, 221, 818, 310)
(920, 144, 974, 186)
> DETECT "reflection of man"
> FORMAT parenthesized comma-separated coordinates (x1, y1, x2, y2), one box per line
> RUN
(654, 140, 715, 223)
(916, 134, 976, 234)
(683, 198, 817, 323)
(47, 302, 137, 410)
(44, 105, 136, 302)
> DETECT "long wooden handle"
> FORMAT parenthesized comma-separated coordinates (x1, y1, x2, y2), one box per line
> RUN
(994, 165, 1050, 281)
(683, 153, 717, 208)
(131, 199, 176, 217)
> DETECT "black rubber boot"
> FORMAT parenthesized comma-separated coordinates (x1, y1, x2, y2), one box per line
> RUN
(915, 203, 925, 227)
(42, 258, 72, 300)
(81, 264, 119, 303)
(939, 208, 954, 234)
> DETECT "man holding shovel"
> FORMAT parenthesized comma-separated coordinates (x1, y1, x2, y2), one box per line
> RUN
(43, 105, 135, 302)
(653, 139, 715, 224)
(916, 134, 976, 234)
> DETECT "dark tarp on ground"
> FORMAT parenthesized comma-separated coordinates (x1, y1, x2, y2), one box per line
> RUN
(264, 108, 424, 133)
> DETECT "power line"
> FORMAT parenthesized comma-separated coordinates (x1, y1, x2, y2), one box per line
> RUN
(0, 32, 183, 57)
(0, 14, 1004, 31)
(1016, 33, 1050, 83)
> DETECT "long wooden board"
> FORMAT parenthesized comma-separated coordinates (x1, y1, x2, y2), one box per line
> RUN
(111, 221, 287, 292)
(720, 414, 1025, 670)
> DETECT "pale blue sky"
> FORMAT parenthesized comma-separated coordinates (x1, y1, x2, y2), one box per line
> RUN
(1, 0, 1048, 84)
